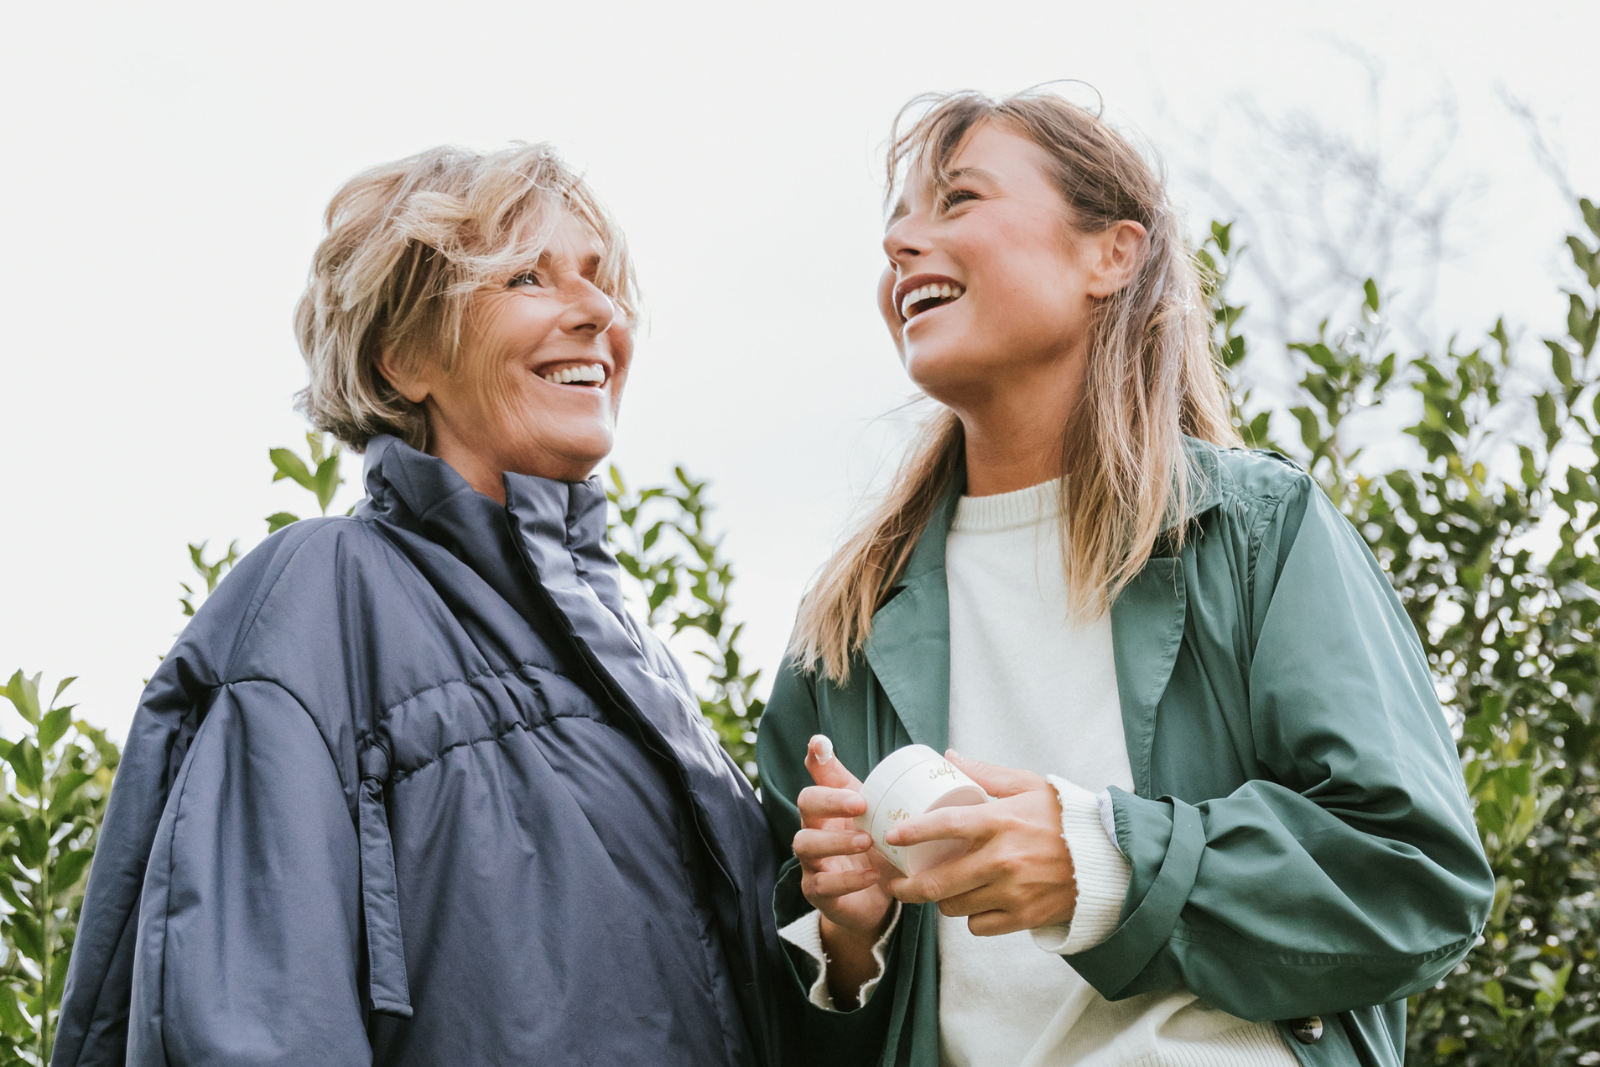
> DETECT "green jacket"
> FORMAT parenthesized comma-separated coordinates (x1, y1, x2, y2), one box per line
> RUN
(756, 442, 1493, 1067)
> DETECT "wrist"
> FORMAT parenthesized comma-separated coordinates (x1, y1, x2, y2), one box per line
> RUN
(819, 907, 892, 952)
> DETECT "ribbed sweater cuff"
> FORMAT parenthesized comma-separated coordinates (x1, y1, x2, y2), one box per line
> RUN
(778, 904, 901, 1011)
(1032, 776, 1132, 955)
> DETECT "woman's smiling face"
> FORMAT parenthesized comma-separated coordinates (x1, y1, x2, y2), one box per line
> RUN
(384, 210, 633, 490)
(879, 122, 1105, 411)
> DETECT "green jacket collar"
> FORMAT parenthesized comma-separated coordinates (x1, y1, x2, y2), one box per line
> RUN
(861, 438, 1225, 777)
(862, 479, 962, 752)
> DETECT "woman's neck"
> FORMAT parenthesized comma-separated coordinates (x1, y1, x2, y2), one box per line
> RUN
(953, 357, 1082, 498)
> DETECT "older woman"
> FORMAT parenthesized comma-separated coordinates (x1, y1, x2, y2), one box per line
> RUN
(52, 145, 786, 1066)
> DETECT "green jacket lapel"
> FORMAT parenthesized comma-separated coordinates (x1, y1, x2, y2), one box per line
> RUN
(863, 484, 962, 753)
(1108, 441, 1224, 797)
(1109, 560, 1186, 798)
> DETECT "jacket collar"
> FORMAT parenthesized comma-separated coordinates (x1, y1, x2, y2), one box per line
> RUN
(862, 477, 962, 751)
(358, 434, 625, 624)
(1166, 438, 1225, 534)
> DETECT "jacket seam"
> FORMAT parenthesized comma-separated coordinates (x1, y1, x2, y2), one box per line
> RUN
(154, 728, 202, 1063)
(221, 518, 376, 680)
(1169, 922, 1479, 969)
(1239, 474, 1311, 602)
(387, 718, 534, 784)
(382, 702, 627, 784)
(356, 661, 556, 732)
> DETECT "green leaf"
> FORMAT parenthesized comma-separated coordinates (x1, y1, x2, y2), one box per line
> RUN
(0, 985, 28, 1041)
(269, 448, 315, 490)
(1536, 392, 1559, 449)
(1375, 352, 1397, 390)
(1246, 411, 1271, 448)
(265, 512, 300, 534)
(1210, 220, 1231, 254)
(1289, 406, 1322, 452)
(5, 741, 42, 794)
(1222, 334, 1246, 368)
(45, 770, 92, 823)
(312, 455, 342, 514)
(9, 911, 44, 967)
(1582, 197, 1600, 240)
(37, 706, 71, 752)
(52, 847, 93, 893)
(1546, 340, 1574, 388)
(1569, 292, 1597, 356)
(2, 672, 41, 726)
(14, 816, 47, 868)
(1567, 235, 1600, 288)
(1363, 278, 1380, 313)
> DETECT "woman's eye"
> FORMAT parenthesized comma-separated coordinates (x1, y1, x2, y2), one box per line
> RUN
(508, 270, 543, 288)
(941, 189, 978, 210)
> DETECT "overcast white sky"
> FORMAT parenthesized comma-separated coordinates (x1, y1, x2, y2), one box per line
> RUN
(3, 0, 1597, 740)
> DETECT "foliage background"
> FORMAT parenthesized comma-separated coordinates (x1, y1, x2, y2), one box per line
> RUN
(3, 205, 1598, 1063)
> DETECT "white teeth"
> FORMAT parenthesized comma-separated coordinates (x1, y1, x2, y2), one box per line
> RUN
(900, 282, 965, 319)
(539, 362, 607, 385)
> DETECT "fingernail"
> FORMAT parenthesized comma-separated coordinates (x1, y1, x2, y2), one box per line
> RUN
(811, 734, 834, 765)
(853, 834, 872, 850)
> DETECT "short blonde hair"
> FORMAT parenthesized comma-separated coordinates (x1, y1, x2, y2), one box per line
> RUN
(294, 143, 638, 450)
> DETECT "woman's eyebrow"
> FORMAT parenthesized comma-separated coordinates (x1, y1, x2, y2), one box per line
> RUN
(944, 166, 996, 185)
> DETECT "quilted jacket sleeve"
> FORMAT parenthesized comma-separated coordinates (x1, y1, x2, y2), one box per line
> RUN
(1066, 476, 1495, 1021)
(122, 680, 370, 1066)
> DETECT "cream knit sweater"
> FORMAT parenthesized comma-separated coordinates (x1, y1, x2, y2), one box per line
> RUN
(781, 480, 1296, 1067)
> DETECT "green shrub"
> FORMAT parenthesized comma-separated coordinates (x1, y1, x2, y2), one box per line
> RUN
(1206, 202, 1600, 1063)
(0, 674, 119, 1067)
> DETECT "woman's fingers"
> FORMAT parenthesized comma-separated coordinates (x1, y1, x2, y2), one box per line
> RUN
(793, 828, 873, 865)
(932, 883, 1005, 918)
(945, 749, 1047, 798)
(803, 866, 882, 900)
(798, 785, 867, 827)
(805, 735, 865, 790)
(887, 853, 989, 905)
(884, 803, 986, 848)
(965, 910, 1028, 938)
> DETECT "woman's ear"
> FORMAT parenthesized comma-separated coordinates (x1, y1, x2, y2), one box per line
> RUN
(376, 347, 432, 404)
(1084, 220, 1148, 299)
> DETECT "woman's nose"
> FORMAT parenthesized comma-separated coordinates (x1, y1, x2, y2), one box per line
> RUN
(562, 278, 617, 335)
(882, 214, 929, 267)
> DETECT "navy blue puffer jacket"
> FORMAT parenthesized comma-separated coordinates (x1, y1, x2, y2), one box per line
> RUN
(52, 436, 787, 1067)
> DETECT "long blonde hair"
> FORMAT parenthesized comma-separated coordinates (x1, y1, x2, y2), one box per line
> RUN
(791, 89, 1237, 683)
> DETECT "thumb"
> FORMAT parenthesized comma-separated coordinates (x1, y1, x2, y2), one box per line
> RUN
(805, 735, 863, 791)
(947, 749, 1043, 798)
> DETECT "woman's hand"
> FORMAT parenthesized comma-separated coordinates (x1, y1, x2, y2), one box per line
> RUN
(884, 751, 1077, 937)
(794, 736, 898, 1004)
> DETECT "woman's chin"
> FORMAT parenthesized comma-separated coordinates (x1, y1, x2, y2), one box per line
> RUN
(904, 345, 991, 404)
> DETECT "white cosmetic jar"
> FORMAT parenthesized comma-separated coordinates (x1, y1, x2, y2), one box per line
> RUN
(854, 744, 989, 876)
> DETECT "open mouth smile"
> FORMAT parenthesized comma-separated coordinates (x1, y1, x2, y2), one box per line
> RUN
(537, 362, 608, 388)
(895, 274, 966, 321)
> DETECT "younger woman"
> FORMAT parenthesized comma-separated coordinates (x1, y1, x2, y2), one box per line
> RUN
(756, 90, 1491, 1067)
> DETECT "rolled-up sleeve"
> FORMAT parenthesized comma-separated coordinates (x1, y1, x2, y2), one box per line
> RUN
(1064, 478, 1494, 1021)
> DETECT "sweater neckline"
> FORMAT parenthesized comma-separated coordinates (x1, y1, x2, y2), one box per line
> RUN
(951, 478, 1062, 533)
